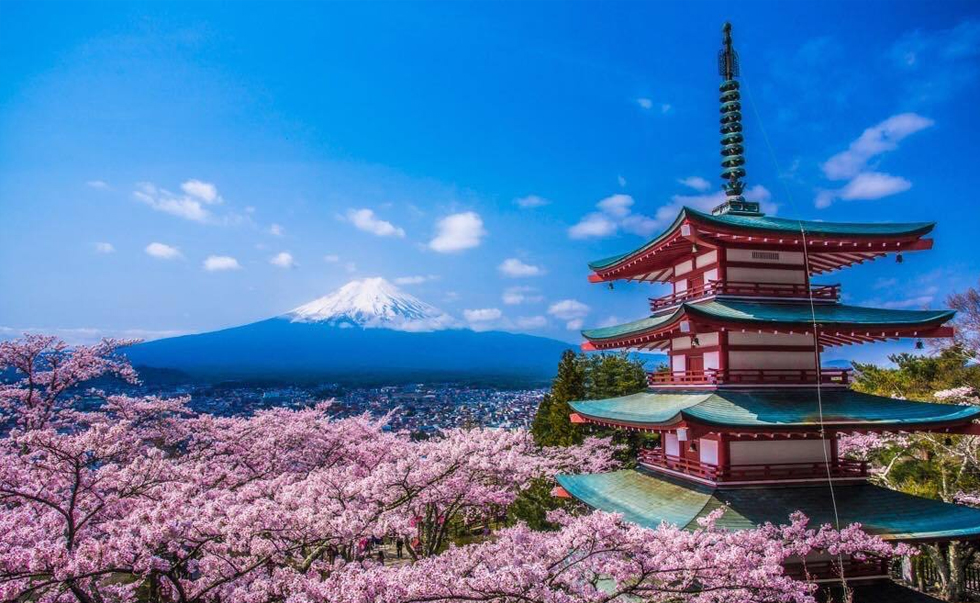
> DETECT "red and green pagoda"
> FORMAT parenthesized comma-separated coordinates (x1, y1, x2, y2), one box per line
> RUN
(555, 22, 980, 585)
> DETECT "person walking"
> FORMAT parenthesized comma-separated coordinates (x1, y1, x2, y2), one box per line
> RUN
(395, 537, 404, 559)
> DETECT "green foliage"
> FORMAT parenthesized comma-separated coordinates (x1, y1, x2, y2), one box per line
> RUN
(516, 351, 654, 529)
(504, 478, 568, 531)
(852, 345, 980, 401)
(531, 350, 649, 448)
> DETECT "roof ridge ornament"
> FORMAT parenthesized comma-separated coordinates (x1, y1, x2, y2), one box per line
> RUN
(713, 22, 763, 217)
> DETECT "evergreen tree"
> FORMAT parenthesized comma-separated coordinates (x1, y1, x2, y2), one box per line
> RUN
(532, 350, 586, 446)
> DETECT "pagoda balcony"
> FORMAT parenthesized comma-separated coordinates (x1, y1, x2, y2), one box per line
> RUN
(649, 281, 840, 311)
(638, 448, 869, 484)
(646, 368, 851, 388)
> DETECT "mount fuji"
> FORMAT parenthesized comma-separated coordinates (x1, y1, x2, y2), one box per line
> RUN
(125, 278, 572, 385)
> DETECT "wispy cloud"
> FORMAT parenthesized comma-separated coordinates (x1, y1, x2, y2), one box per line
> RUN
(134, 180, 226, 223)
(463, 308, 502, 322)
(345, 208, 406, 238)
(203, 255, 241, 271)
(394, 275, 438, 285)
(678, 176, 711, 192)
(636, 97, 653, 109)
(568, 194, 658, 239)
(269, 251, 295, 268)
(502, 286, 543, 305)
(0, 326, 185, 345)
(144, 242, 182, 260)
(516, 315, 547, 329)
(86, 180, 110, 190)
(498, 258, 544, 278)
(94, 242, 115, 254)
(547, 299, 590, 330)
(815, 113, 932, 208)
(656, 185, 775, 224)
(429, 212, 486, 253)
(514, 195, 549, 208)
(269, 223, 284, 236)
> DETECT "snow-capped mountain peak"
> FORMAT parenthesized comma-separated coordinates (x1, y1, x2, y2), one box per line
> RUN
(285, 277, 457, 332)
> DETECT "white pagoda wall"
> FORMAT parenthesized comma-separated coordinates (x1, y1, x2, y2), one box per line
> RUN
(724, 248, 807, 285)
(729, 439, 831, 465)
(726, 331, 817, 371)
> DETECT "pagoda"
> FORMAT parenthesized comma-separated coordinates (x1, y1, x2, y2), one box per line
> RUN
(555, 23, 980, 587)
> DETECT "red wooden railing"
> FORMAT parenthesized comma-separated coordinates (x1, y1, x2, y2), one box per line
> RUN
(649, 281, 840, 311)
(647, 368, 851, 387)
(783, 558, 889, 581)
(638, 448, 869, 483)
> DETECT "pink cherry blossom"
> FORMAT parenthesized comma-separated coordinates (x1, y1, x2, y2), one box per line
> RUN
(0, 335, 909, 603)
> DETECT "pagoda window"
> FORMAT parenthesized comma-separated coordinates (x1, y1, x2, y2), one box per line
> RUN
(695, 250, 718, 268)
(729, 439, 831, 465)
(664, 432, 680, 457)
(728, 350, 816, 371)
(699, 438, 719, 466)
(675, 259, 694, 276)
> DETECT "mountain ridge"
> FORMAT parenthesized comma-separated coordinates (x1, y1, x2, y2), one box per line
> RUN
(125, 279, 573, 385)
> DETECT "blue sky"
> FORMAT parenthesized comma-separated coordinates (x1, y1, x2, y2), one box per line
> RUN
(1, 1, 979, 364)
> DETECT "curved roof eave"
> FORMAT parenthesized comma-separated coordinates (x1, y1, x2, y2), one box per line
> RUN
(587, 206, 936, 274)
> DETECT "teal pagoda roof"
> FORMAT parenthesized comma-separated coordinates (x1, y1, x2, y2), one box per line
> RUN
(589, 207, 935, 272)
(556, 469, 980, 541)
(581, 299, 954, 343)
(569, 389, 980, 430)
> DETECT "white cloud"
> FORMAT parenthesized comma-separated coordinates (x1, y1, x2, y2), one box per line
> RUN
(502, 286, 543, 305)
(394, 275, 438, 285)
(269, 251, 295, 268)
(565, 318, 585, 331)
(822, 113, 934, 180)
(598, 315, 622, 328)
(514, 195, 549, 208)
(617, 174, 627, 187)
(324, 254, 340, 263)
(880, 295, 935, 309)
(269, 223, 284, 236)
(345, 208, 405, 238)
(345, 262, 357, 274)
(429, 212, 486, 253)
(203, 255, 241, 271)
(569, 213, 618, 239)
(548, 299, 590, 321)
(678, 176, 711, 192)
(94, 242, 115, 254)
(144, 242, 182, 260)
(516, 315, 548, 329)
(839, 172, 912, 200)
(498, 258, 543, 277)
(597, 194, 633, 217)
(134, 180, 225, 223)
(464, 308, 502, 322)
(660, 103, 672, 114)
(636, 97, 653, 109)
(87, 180, 109, 190)
(570, 193, 662, 239)
(660, 184, 775, 223)
(181, 179, 221, 203)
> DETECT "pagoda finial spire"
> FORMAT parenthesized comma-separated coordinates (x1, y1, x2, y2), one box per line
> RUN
(714, 22, 761, 216)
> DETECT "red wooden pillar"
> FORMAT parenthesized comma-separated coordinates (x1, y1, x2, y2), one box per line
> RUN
(829, 431, 839, 467)
(717, 433, 730, 479)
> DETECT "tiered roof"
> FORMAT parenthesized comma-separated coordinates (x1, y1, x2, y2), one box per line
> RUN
(588, 207, 935, 283)
(556, 21, 980, 546)
(557, 469, 980, 541)
(568, 389, 980, 432)
(581, 300, 953, 351)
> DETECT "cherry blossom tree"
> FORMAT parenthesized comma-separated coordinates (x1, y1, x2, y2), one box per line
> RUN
(0, 335, 908, 603)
